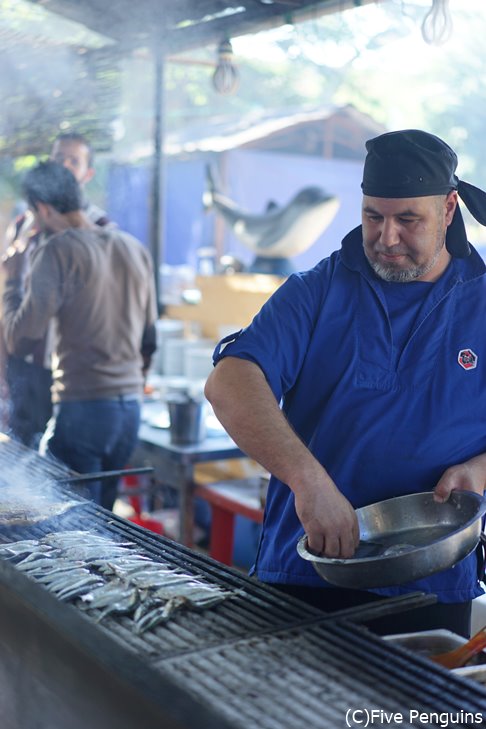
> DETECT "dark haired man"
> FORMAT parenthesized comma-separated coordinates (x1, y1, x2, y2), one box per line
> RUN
(50, 132, 111, 227)
(2, 132, 112, 446)
(2, 161, 157, 510)
(205, 129, 486, 637)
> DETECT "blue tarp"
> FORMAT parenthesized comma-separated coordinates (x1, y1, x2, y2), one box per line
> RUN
(106, 149, 365, 273)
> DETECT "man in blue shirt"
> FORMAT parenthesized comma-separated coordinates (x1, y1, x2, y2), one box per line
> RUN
(205, 130, 486, 637)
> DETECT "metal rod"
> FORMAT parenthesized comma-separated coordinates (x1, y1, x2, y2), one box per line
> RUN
(326, 591, 437, 624)
(61, 466, 155, 485)
(150, 43, 166, 312)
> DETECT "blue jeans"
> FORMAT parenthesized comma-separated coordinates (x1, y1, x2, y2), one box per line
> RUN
(40, 397, 141, 510)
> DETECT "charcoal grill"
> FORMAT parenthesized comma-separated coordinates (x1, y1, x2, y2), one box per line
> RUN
(0, 435, 485, 729)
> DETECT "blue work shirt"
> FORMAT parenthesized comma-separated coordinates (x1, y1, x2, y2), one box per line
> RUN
(213, 226, 486, 603)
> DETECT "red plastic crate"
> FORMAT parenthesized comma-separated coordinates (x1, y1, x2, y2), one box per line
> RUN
(128, 514, 164, 535)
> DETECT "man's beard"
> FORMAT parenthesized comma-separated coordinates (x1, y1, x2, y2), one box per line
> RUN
(364, 235, 445, 283)
(367, 258, 438, 282)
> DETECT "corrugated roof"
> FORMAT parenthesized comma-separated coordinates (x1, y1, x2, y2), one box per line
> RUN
(163, 104, 385, 155)
(23, 0, 377, 54)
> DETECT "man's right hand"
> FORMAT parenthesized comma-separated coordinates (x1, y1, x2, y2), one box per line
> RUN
(293, 475, 359, 559)
(206, 357, 360, 559)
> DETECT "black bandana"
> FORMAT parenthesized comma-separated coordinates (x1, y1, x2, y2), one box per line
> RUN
(361, 129, 486, 258)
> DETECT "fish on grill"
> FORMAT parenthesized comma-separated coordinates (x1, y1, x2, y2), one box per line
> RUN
(0, 540, 52, 557)
(48, 571, 105, 602)
(133, 596, 187, 632)
(16, 554, 63, 572)
(43, 532, 135, 549)
(81, 580, 140, 613)
(0, 497, 82, 525)
(1, 530, 241, 633)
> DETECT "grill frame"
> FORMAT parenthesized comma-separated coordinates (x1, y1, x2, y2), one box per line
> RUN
(1, 509, 486, 729)
(0, 560, 231, 729)
(0, 436, 485, 728)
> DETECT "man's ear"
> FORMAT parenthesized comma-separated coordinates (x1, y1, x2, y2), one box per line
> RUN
(35, 201, 52, 220)
(445, 190, 458, 226)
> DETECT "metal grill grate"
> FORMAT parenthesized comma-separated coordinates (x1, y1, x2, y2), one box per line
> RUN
(0, 436, 485, 729)
(160, 621, 486, 729)
(0, 435, 76, 482)
(0, 501, 322, 659)
(2, 503, 486, 728)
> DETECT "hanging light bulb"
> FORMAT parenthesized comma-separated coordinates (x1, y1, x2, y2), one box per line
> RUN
(421, 0, 453, 45)
(212, 38, 239, 95)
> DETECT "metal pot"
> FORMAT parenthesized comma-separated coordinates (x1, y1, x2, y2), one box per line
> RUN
(297, 491, 486, 589)
(166, 394, 207, 445)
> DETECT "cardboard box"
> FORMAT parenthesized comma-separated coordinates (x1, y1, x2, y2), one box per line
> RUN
(165, 273, 285, 340)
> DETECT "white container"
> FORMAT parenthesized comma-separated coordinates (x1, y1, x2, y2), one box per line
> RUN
(384, 629, 486, 666)
(184, 343, 215, 381)
(152, 319, 185, 375)
(452, 665, 486, 684)
(162, 338, 187, 376)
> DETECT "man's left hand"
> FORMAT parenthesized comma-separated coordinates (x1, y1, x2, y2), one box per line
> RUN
(434, 452, 486, 502)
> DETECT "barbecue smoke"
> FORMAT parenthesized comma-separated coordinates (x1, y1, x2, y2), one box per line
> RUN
(0, 433, 82, 513)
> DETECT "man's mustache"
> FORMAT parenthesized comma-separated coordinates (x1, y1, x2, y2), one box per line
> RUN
(374, 247, 409, 256)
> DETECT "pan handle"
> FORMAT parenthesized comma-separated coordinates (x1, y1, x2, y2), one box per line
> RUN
(61, 466, 154, 486)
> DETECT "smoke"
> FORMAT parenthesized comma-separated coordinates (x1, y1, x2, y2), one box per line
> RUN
(0, 41, 119, 159)
(0, 433, 83, 513)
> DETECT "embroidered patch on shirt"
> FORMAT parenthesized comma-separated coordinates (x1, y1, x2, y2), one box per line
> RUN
(458, 349, 478, 370)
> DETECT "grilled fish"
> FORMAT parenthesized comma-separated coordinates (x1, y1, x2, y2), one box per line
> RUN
(2, 530, 239, 632)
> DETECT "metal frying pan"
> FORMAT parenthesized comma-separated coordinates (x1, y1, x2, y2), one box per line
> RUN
(297, 491, 486, 589)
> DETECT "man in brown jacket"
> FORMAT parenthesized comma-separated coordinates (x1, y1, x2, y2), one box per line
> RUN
(2, 132, 113, 447)
(2, 160, 157, 509)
